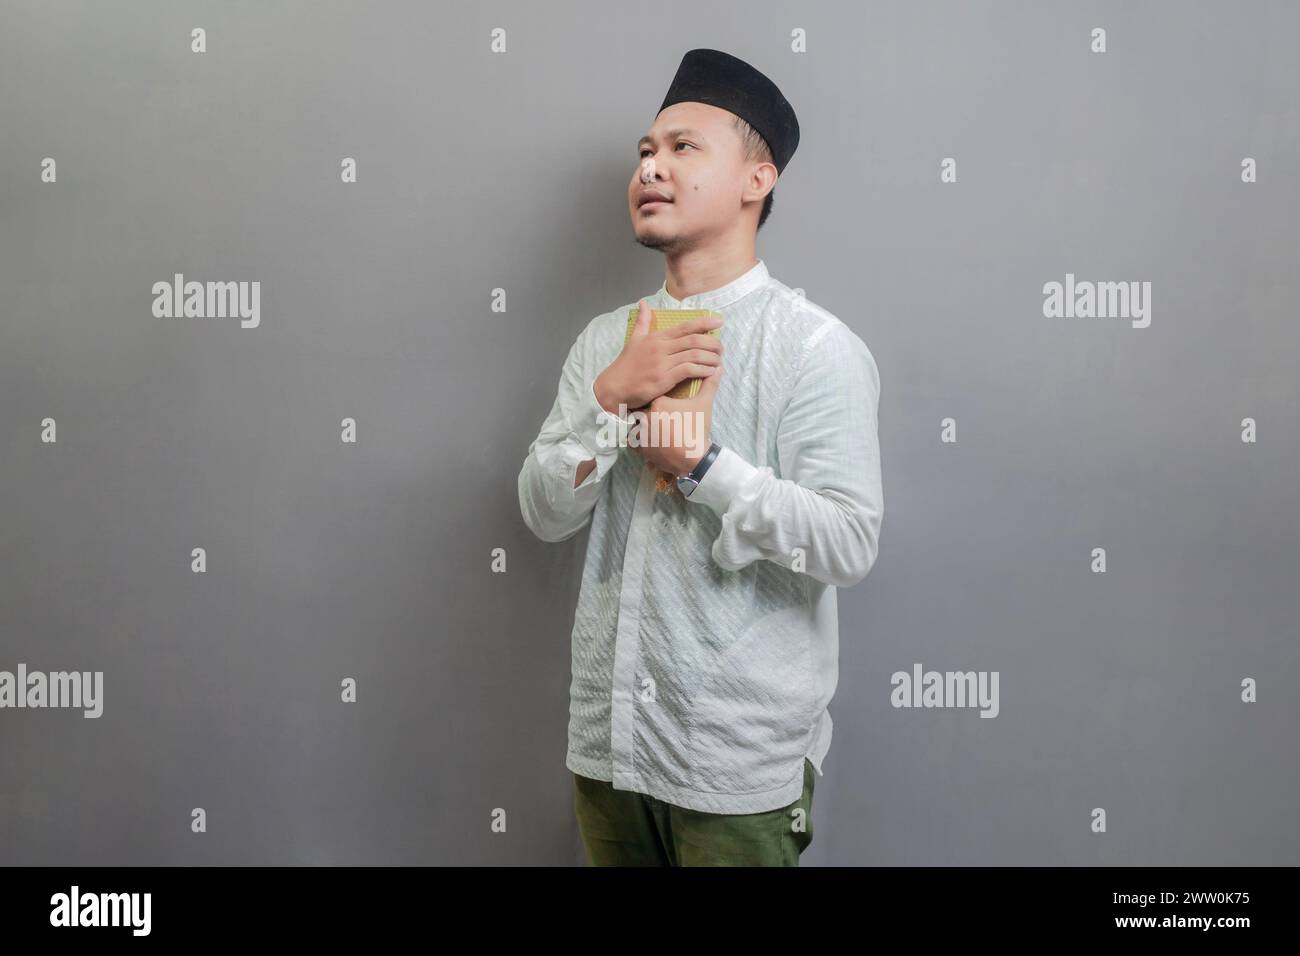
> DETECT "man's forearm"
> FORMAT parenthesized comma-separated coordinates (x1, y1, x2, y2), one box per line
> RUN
(518, 332, 637, 542)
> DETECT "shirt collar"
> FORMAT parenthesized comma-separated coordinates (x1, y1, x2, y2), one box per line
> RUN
(654, 258, 770, 311)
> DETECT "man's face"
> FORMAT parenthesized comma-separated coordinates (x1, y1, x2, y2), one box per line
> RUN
(629, 101, 756, 255)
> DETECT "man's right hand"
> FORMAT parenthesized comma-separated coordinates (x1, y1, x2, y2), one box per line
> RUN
(594, 299, 724, 414)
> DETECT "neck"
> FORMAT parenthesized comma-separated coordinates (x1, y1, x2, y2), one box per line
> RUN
(663, 235, 759, 301)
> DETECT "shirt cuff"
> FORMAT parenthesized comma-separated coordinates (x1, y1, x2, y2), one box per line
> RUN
(685, 446, 761, 515)
(568, 379, 637, 457)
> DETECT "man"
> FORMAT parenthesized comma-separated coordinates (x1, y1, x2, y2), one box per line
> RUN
(517, 49, 884, 866)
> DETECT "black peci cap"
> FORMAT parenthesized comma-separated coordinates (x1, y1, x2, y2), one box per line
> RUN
(656, 48, 800, 174)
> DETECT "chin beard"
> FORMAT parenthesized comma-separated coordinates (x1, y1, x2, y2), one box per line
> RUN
(634, 229, 692, 256)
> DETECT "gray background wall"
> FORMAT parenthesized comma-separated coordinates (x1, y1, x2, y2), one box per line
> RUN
(1, 0, 1296, 865)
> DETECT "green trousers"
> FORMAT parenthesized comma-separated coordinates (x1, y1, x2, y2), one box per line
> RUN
(574, 758, 816, 866)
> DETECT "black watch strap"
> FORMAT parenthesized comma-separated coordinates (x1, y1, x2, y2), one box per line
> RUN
(687, 441, 722, 483)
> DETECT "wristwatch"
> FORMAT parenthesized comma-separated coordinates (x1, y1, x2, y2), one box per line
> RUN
(676, 441, 722, 497)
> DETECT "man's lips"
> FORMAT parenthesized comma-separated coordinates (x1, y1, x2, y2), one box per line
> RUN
(637, 190, 673, 208)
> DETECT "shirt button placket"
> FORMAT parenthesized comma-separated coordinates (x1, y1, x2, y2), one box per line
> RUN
(608, 463, 658, 791)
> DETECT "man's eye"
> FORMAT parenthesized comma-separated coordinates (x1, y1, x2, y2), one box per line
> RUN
(639, 143, 693, 158)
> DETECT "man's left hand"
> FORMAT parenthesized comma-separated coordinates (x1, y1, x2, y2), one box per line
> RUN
(631, 363, 723, 476)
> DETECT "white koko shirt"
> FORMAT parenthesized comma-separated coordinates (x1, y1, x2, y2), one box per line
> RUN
(518, 258, 884, 814)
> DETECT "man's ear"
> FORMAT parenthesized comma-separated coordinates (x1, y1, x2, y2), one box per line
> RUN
(745, 163, 777, 203)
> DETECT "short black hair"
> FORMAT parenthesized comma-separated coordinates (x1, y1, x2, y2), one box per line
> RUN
(732, 115, 776, 231)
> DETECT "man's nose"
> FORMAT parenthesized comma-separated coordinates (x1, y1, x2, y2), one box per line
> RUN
(639, 157, 658, 183)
